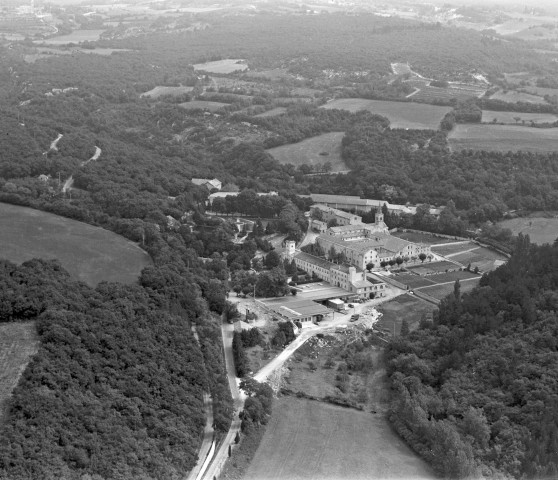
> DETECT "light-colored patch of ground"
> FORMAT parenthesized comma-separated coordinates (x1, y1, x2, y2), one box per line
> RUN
(498, 216, 558, 245)
(141, 85, 194, 98)
(448, 124, 558, 153)
(243, 396, 436, 480)
(192, 59, 248, 74)
(266, 132, 348, 172)
(321, 98, 451, 130)
(0, 322, 39, 422)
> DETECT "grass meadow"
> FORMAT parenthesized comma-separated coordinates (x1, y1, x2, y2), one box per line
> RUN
(243, 396, 436, 480)
(0, 203, 151, 286)
(266, 132, 348, 172)
(321, 98, 451, 130)
(497, 216, 558, 245)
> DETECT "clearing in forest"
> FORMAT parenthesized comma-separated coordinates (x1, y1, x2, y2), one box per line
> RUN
(266, 132, 348, 172)
(0, 322, 39, 422)
(192, 59, 248, 74)
(321, 98, 451, 130)
(448, 124, 558, 153)
(497, 216, 558, 246)
(0, 203, 151, 287)
(243, 396, 436, 480)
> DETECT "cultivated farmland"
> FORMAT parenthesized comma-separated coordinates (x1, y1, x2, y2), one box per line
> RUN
(391, 231, 451, 245)
(178, 100, 229, 111)
(0, 203, 151, 286)
(244, 397, 436, 480)
(481, 110, 557, 125)
(448, 124, 558, 153)
(192, 58, 248, 73)
(497, 216, 558, 245)
(376, 294, 436, 334)
(321, 98, 451, 130)
(0, 322, 39, 422)
(266, 132, 348, 172)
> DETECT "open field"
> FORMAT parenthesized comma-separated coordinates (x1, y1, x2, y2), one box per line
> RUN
(416, 277, 479, 300)
(35, 29, 105, 45)
(0, 322, 39, 422)
(523, 86, 558, 98)
(450, 247, 507, 272)
(497, 216, 558, 245)
(489, 89, 548, 104)
(321, 98, 451, 130)
(407, 260, 459, 275)
(266, 132, 348, 172)
(244, 396, 436, 480)
(376, 294, 436, 335)
(391, 231, 452, 245)
(254, 107, 287, 118)
(178, 100, 228, 112)
(481, 110, 557, 125)
(393, 269, 480, 290)
(140, 85, 194, 98)
(448, 124, 558, 153)
(192, 59, 248, 74)
(431, 241, 476, 256)
(411, 84, 485, 103)
(0, 203, 151, 286)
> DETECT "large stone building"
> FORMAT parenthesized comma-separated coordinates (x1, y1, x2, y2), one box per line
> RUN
(284, 241, 387, 300)
(317, 214, 430, 270)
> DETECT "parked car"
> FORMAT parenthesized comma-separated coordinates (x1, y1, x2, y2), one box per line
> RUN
(348, 303, 354, 308)
(350, 314, 359, 322)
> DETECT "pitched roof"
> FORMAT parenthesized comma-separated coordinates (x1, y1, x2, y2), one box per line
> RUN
(312, 204, 360, 220)
(294, 251, 333, 270)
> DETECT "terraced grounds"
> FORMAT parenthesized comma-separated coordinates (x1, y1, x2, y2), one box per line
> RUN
(407, 260, 459, 275)
(431, 241, 477, 256)
(448, 124, 558, 153)
(0, 322, 39, 422)
(266, 132, 348, 172)
(321, 99, 451, 130)
(244, 396, 436, 480)
(0, 203, 151, 286)
(393, 270, 480, 290)
(416, 277, 479, 300)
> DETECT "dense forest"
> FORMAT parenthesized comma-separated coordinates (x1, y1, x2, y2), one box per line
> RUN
(386, 235, 558, 479)
(0, 258, 231, 479)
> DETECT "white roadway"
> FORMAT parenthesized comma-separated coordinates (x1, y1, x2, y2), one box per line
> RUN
(200, 286, 405, 480)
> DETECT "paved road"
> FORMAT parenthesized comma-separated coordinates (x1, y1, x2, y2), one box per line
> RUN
(186, 393, 214, 480)
(200, 321, 245, 480)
